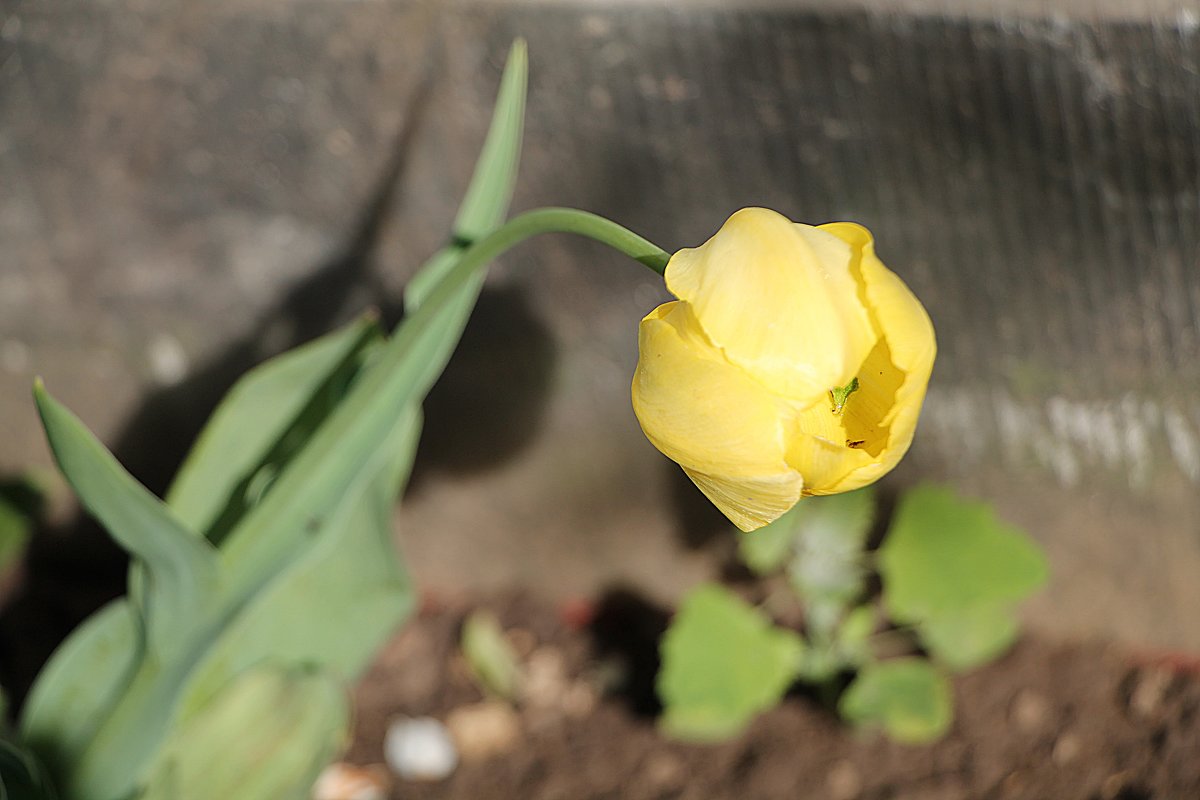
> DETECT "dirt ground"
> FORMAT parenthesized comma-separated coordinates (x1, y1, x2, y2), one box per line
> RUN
(346, 591, 1200, 800)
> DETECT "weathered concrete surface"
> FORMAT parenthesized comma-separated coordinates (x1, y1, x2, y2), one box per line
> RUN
(3, 0, 1199, 649)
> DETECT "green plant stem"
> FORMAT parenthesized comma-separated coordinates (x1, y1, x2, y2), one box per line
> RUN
(459, 207, 672, 274)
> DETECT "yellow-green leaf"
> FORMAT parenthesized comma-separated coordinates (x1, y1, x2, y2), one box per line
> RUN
(140, 665, 347, 800)
(879, 485, 1047, 623)
(658, 584, 803, 741)
(839, 659, 952, 744)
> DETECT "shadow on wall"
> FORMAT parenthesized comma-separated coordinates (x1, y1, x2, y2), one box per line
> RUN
(408, 283, 556, 488)
(0, 69, 561, 707)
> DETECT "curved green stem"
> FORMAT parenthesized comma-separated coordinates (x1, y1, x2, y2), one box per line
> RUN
(460, 207, 671, 276)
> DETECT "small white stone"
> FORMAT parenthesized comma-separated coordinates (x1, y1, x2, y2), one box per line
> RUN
(147, 333, 188, 385)
(384, 716, 457, 782)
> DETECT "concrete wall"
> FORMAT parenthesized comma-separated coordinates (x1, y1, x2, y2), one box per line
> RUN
(3, 0, 1199, 649)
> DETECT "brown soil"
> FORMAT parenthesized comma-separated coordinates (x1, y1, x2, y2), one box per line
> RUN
(347, 591, 1200, 800)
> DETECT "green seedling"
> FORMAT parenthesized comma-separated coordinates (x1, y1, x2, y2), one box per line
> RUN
(461, 610, 522, 702)
(658, 484, 1048, 744)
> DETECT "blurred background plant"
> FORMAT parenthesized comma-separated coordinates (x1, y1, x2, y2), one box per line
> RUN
(658, 485, 1048, 743)
(0, 474, 44, 610)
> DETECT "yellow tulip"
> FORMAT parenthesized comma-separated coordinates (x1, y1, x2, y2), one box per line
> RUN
(632, 208, 936, 532)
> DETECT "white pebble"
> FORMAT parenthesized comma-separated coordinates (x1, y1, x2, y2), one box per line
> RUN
(147, 333, 189, 385)
(384, 717, 458, 781)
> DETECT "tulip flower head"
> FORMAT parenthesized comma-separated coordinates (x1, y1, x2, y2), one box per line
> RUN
(632, 208, 936, 532)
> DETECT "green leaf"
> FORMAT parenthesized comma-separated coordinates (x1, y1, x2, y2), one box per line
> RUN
(834, 604, 878, 667)
(140, 665, 347, 800)
(740, 489, 874, 637)
(32, 383, 220, 658)
(217, 278, 463, 599)
(795, 603, 875, 685)
(19, 601, 141, 782)
(878, 485, 1048, 623)
(740, 489, 874, 585)
(172, 408, 420, 721)
(0, 498, 31, 579)
(48, 402, 417, 800)
(658, 584, 803, 741)
(461, 610, 521, 701)
(787, 490, 874, 614)
(450, 39, 528, 245)
(839, 659, 952, 744)
(794, 645, 840, 684)
(405, 39, 528, 312)
(166, 314, 382, 540)
(918, 608, 1020, 672)
(737, 511, 799, 576)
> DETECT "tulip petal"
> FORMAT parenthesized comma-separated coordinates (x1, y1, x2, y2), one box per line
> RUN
(684, 468, 810, 533)
(665, 208, 876, 402)
(632, 301, 805, 531)
(816, 223, 936, 493)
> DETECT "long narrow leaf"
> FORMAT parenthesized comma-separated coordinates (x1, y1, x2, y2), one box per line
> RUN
(165, 314, 382, 541)
(173, 407, 421, 721)
(405, 38, 527, 311)
(219, 39, 529, 598)
(33, 383, 219, 657)
(451, 38, 528, 242)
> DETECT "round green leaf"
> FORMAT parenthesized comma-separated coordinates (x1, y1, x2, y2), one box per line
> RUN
(658, 584, 803, 741)
(919, 608, 1020, 672)
(839, 659, 952, 744)
(879, 485, 1047, 623)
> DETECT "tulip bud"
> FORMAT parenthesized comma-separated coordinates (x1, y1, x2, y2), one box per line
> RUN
(632, 208, 936, 532)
